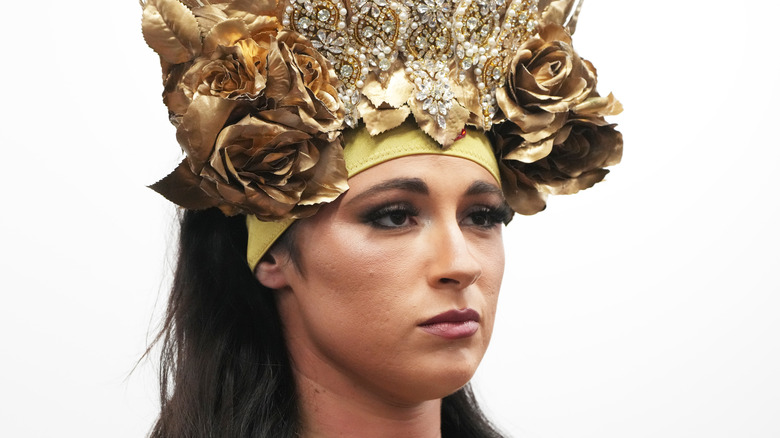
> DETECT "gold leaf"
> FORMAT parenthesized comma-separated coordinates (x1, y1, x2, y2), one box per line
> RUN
(361, 63, 413, 109)
(149, 160, 220, 211)
(408, 98, 470, 148)
(142, 0, 202, 64)
(540, 0, 577, 27)
(382, 64, 414, 108)
(193, 5, 230, 34)
(357, 99, 411, 135)
(202, 18, 250, 54)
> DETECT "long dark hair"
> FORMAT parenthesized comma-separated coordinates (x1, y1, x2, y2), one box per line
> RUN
(149, 208, 505, 437)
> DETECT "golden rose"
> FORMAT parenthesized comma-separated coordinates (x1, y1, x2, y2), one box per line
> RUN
(496, 23, 597, 143)
(161, 17, 280, 121)
(260, 30, 344, 135)
(492, 125, 548, 215)
(151, 115, 348, 220)
(175, 17, 282, 102)
(202, 114, 347, 219)
(500, 114, 623, 200)
(184, 40, 265, 100)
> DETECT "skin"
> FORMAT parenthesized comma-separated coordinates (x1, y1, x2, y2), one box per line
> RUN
(257, 154, 508, 438)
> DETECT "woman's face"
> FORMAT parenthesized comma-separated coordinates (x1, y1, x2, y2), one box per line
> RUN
(266, 154, 509, 405)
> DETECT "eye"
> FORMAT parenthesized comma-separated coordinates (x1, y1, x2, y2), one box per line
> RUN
(363, 203, 419, 229)
(466, 209, 493, 227)
(462, 204, 514, 228)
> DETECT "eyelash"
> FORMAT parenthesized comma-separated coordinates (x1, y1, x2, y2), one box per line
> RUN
(362, 202, 513, 230)
(466, 204, 514, 228)
(363, 203, 420, 229)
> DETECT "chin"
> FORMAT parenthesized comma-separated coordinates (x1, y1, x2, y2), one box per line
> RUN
(400, 370, 477, 404)
(392, 353, 483, 404)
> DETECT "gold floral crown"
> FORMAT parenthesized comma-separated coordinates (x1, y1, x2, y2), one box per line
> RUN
(141, 0, 622, 221)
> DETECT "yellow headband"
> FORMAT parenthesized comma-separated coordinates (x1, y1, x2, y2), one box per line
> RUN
(246, 120, 500, 270)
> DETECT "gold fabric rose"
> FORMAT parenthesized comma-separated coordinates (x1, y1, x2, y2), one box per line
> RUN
(496, 22, 597, 144)
(534, 114, 623, 195)
(184, 40, 266, 100)
(152, 116, 348, 220)
(497, 112, 623, 214)
(260, 30, 344, 135)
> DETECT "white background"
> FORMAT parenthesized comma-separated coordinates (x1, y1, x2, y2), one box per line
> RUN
(1, 1, 778, 437)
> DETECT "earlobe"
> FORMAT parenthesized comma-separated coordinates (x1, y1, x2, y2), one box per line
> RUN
(254, 254, 291, 290)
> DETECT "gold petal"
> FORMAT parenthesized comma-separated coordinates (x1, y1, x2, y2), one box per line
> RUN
(495, 87, 556, 133)
(522, 112, 568, 143)
(286, 204, 321, 220)
(298, 138, 349, 206)
(142, 0, 202, 64)
(539, 21, 574, 44)
(242, 13, 281, 36)
(499, 161, 548, 215)
(177, 95, 239, 171)
(573, 92, 623, 116)
(541, 168, 609, 195)
(161, 63, 192, 116)
(263, 38, 292, 100)
(260, 108, 314, 134)
(504, 137, 555, 163)
(257, 184, 302, 205)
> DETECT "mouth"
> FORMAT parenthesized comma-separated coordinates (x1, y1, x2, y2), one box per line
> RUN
(418, 308, 480, 339)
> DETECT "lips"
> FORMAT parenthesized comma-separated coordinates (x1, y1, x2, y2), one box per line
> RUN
(419, 308, 480, 339)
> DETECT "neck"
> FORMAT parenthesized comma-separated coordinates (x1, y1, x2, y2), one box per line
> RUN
(295, 370, 442, 438)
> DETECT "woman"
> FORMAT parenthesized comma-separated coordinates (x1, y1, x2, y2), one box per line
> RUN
(140, 0, 622, 436)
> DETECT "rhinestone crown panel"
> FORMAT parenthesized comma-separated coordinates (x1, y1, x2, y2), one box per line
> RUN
(282, 0, 539, 128)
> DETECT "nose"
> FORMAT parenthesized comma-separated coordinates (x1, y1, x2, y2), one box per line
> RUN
(426, 222, 483, 289)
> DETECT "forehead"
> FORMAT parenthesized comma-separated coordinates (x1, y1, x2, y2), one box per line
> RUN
(346, 154, 500, 194)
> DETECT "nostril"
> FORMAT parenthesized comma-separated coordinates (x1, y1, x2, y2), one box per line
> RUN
(438, 277, 459, 285)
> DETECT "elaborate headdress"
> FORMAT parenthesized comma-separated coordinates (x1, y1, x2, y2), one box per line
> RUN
(141, 0, 622, 265)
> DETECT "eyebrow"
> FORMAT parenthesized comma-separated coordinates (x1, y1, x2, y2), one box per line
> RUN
(348, 177, 429, 204)
(465, 180, 504, 198)
(348, 177, 503, 205)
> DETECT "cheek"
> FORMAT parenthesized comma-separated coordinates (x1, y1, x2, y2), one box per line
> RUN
(476, 236, 505, 338)
(293, 224, 418, 333)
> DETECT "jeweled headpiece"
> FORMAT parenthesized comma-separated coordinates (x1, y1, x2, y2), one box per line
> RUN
(141, 0, 622, 224)
(281, 0, 542, 135)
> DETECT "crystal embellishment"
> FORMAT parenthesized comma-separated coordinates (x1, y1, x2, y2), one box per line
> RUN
(283, 0, 540, 131)
(318, 8, 331, 21)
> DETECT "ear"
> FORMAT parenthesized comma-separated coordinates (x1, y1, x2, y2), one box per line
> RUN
(254, 253, 291, 290)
